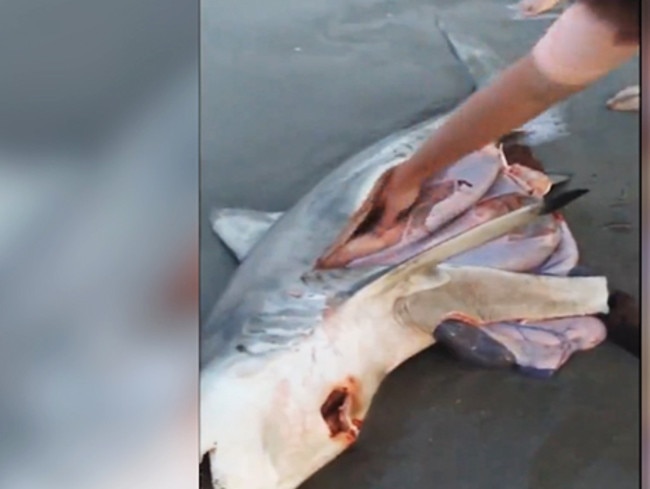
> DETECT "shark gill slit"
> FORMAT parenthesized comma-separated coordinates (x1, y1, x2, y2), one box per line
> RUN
(320, 379, 363, 441)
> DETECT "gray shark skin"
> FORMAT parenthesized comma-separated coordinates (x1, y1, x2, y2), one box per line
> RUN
(202, 113, 446, 365)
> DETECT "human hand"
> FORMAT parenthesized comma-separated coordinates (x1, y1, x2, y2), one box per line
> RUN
(374, 159, 425, 234)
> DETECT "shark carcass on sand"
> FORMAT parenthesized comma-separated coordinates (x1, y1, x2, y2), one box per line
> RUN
(200, 31, 611, 489)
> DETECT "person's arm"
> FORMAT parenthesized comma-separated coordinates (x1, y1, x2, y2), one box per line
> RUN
(402, 54, 577, 182)
(376, 1, 638, 229)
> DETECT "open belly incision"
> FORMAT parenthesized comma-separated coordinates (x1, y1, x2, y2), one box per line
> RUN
(316, 146, 555, 271)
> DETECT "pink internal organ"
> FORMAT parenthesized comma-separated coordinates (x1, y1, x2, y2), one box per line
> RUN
(348, 164, 552, 268)
(504, 163, 552, 197)
(437, 212, 596, 373)
(316, 148, 503, 269)
(481, 316, 606, 372)
(444, 213, 562, 272)
(341, 154, 595, 372)
(345, 161, 599, 371)
(349, 190, 539, 268)
(536, 219, 579, 275)
(401, 180, 456, 242)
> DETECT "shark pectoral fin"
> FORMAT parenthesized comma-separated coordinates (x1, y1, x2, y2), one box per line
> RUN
(394, 266, 609, 336)
(210, 208, 283, 261)
(401, 266, 451, 295)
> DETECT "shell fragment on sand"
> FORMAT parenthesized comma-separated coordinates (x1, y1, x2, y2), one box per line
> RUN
(508, 0, 564, 20)
(607, 85, 640, 112)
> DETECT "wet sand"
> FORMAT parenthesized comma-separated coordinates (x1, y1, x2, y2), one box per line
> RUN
(200, 1, 639, 487)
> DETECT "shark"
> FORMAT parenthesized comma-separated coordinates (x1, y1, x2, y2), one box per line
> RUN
(200, 27, 610, 489)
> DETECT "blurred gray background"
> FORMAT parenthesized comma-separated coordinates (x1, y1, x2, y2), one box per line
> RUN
(0, 1, 198, 487)
(0, 0, 196, 151)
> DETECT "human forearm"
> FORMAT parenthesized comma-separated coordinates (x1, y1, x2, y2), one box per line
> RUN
(371, 2, 637, 231)
(405, 54, 582, 179)
(405, 1, 637, 181)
